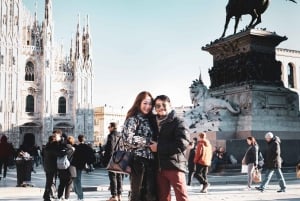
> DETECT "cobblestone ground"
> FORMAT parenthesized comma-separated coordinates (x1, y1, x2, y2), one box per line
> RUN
(0, 165, 299, 201)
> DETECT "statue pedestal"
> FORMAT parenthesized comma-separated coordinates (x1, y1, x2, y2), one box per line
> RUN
(200, 28, 300, 140)
(209, 84, 300, 140)
(203, 29, 286, 88)
(192, 29, 300, 164)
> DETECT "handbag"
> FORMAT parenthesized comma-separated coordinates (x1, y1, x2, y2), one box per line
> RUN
(252, 168, 262, 183)
(106, 150, 133, 174)
(241, 164, 248, 173)
(69, 165, 77, 178)
(106, 135, 133, 174)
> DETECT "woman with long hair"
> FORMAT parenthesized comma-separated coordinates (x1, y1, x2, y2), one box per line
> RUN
(122, 91, 157, 201)
(243, 136, 259, 189)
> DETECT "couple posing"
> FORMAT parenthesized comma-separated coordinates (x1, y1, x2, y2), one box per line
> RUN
(118, 91, 190, 201)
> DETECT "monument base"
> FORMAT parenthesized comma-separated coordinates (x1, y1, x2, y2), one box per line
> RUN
(186, 29, 300, 165)
(210, 84, 300, 140)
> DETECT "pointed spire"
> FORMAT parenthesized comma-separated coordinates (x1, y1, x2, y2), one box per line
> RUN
(77, 13, 80, 34)
(86, 15, 90, 35)
(34, 1, 38, 23)
(70, 37, 73, 61)
(199, 68, 203, 84)
(75, 14, 81, 59)
(45, 0, 53, 26)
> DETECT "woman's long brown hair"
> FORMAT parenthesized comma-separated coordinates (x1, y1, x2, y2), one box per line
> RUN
(126, 91, 153, 120)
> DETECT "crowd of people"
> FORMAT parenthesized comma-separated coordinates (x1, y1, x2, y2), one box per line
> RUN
(42, 130, 95, 201)
(0, 91, 295, 201)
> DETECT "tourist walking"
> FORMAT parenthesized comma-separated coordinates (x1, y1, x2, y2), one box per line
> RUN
(187, 142, 196, 186)
(242, 136, 259, 189)
(0, 135, 15, 181)
(103, 122, 124, 201)
(42, 130, 61, 201)
(57, 136, 75, 201)
(72, 134, 95, 201)
(255, 132, 286, 193)
(149, 95, 189, 201)
(193, 132, 213, 193)
(122, 91, 157, 201)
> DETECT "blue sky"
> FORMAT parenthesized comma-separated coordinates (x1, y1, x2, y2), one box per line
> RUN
(23, 0, 300, 109)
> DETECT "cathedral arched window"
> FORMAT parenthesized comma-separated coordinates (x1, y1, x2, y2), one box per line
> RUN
(25, 62, 34, 81)
(287, 63, 295, 88)
(25, 95, 34, 112)
(58, 97, 66, 114)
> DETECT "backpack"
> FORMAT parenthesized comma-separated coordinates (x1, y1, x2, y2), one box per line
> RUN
(57, 154, 70, 170)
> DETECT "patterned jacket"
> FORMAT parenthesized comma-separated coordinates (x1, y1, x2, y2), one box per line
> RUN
(122, 113, 154, 159)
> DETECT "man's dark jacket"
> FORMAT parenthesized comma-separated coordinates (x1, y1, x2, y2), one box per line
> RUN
(152, 110, 190, 172)
(103, 130, 122, 166)
(72, 143, 94, 170)
(265, 136, 282, 169)
(43, 142, 59, 172)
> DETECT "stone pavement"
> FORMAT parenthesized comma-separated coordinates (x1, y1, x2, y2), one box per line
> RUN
(0, 166, 299, 201)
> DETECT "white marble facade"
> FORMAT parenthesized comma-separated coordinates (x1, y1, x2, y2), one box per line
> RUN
(0, 0, 94, 147)
(276, 48, 300, 108)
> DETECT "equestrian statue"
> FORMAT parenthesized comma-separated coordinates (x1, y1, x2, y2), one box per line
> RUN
(221, 0, 297, 38)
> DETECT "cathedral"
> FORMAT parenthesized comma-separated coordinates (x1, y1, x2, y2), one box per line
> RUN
(0, 0, 94, 148)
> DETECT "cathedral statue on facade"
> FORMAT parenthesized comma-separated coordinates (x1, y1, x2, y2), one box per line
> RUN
(0, 0, 94, 147)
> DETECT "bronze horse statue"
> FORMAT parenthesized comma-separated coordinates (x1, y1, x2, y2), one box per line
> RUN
(221, 0, 297, 38)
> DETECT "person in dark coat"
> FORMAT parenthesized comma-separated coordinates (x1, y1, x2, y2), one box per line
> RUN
(103, 122, 124, 201)
(243, 136, 259, 189)
(255, 132, 286, 193)
(71, 134, 94, 200)
(42, 130, 61, 201)
(187, 142, 196, 186)
(57, 136, 75, 200)
(0, 135, 14, 180)
(149, 95, 190, 201)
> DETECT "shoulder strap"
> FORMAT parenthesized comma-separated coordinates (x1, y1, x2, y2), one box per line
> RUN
(113, 135, 122, 151)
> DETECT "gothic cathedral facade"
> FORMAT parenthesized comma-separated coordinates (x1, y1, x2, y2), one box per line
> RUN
(0, 0, 94, 148)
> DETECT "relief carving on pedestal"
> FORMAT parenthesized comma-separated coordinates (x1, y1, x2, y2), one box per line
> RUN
(209, 52, 282, 88)
(184, 78, 240, 129)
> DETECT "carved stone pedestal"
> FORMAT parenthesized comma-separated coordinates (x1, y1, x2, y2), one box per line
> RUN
(197, 29, 300, 164)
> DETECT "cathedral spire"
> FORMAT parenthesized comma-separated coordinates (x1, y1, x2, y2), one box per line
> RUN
(34, 1, 38, 23)
(82, 15, 91, 62)
(86, 15, 90, 35)
(70, 37, 73, 61)
(44, 0, 53, 27)
(75, 14, 81, 59)
(43, 0, 53, 46)
(33, 1, 39, 30)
